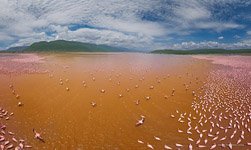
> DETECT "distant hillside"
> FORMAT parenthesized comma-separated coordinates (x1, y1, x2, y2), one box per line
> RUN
(151, 49, 251, 55)
(5, 40, 130, 52)
(6, 46, 28, 52)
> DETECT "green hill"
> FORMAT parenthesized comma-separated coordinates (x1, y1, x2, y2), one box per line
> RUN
(151, 49, 251, 55)
(10, 40, 129, 52)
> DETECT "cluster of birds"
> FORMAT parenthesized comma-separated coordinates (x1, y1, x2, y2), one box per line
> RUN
(3, 60, 250, 149)
(56, 71, 202, 149)
(0, 85, 46, 149)
(134, 67, 251, 149)
(164, 68, 251, 149)
(9, 85, 23, 107)
(0, 106, 34, 149)
(0, 54, 48, 75)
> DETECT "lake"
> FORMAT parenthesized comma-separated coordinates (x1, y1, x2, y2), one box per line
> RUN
(0, 53, 250, 149)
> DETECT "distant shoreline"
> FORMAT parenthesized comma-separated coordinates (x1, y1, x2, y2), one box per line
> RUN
(151, 49, 251, 55)
(1, 51, 251, 56)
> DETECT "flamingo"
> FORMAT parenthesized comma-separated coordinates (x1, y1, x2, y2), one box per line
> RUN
(9, 85, 13, 89)
(24, 145, 32, 148)
(33, 129, 45, 143)
(135, 115, 145, 127)
(147, 143, 154, 149)
(0, 136, 4, 142)
(175, 143, 183, 147)
(18, 141, 24, 149)
(145, 96, 151, 100)
(137, 139, 144, 144)
(12, 137, 18, 143)
(154, 136, 161, 141)
(91, 102, 97, 107)
(210, 144, 216, 149)
(189, 144, 192, 150)
(6, 144, 13, 149)
(135, 100, 140, 105)
(164, 145, 172, 149)
(100, 89, 105, 93)
(16, 95, 20, 99)
(18, 102, 23, 107)
(228, 143, 233, 149)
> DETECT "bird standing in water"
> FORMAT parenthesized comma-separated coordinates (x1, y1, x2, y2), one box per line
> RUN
(33, 129, 45, 143)
(136, 115, 145, 127)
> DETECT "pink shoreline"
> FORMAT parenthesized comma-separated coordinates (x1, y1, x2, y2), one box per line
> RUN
(11, 54, 45, 63)
(193, 55, 251, 69)
(0, 54, 47, 75)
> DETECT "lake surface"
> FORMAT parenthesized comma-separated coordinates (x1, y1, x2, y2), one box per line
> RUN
(0, 53, 250, 149)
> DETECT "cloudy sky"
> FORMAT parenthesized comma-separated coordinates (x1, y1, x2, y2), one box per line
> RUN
(0, 0, 251, 50)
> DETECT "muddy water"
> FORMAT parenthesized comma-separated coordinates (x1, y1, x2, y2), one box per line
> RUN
(0, 53, 211, 149)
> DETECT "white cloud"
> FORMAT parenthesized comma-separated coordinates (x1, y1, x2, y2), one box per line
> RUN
(95, 18, 167, 37)
(218, 36, 224, 40)
(168, 41, 251, 50)
(1, 0, 166, 49)
(234, 35, 241, 39)
(9, 32, 54, 48)
(0, 32, 14, 41)
(163, 0, 246, 34)
(0, 0, 250, 50)
(58, 28, 155, 49)
(247, 31, 251, 35)
(194, 22, 244, 31)
(10, 27, 158, 50)
(173, 0, 211, 21)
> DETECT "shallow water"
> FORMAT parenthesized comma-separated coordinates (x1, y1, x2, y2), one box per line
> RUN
(0, 53, 250, 149)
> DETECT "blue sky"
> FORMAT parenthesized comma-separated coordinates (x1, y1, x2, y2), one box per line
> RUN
(0, 0, 251, 50)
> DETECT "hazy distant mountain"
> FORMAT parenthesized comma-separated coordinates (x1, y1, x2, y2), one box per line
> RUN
(151, 49, 251, 54)
(5, 40, 131, 52)
(6, 46, 28, 52)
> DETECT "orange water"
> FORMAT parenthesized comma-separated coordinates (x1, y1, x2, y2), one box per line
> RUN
(0, 53, 210, 149)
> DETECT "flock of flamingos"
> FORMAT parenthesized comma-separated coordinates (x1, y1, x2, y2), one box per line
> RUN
(165, 68, 251, 149)
(136, 66, 251, 149)
(0, 55, 251, 149)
